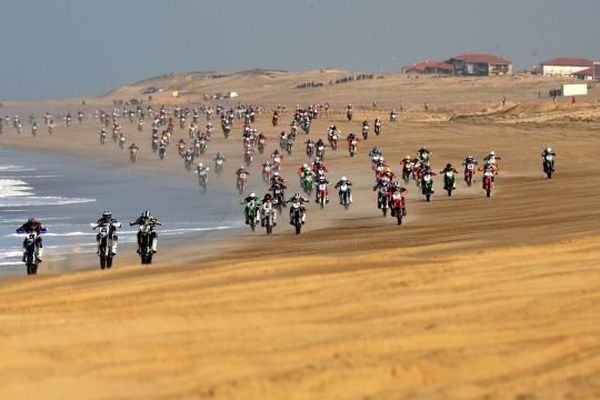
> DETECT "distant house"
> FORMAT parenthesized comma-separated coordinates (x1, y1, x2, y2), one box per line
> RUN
(445, 53, 513, 76)
(540, 58, 594, 77)
(403, 60, 453, 75)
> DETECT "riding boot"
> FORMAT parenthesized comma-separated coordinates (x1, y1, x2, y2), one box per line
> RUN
(96, 240, 101, 255)
(22, 250, 26, 262)
(111, 241, 118, 256)
(36, 247, 43, 262)
(151, 239, 157, 253)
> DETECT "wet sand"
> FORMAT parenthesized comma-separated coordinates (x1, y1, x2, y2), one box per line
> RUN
(1, 72, 600, 399)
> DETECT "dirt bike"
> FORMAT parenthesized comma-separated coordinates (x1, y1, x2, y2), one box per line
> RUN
(184, 153, 194, 171)
(262, 165, 273, 183)
(119, 136, 125, 150)
(389, 192, 405, 225)
(338, 184, 351, 209)
(258, 137, 266, 154)
(389, 112, 397, 122)
(237, 173, 248, 194)
(349, 139, 358, 157)
(214, 158, 224, 176)
(245, 201, 260, 232)
(346, 110, 353, 122)
(286, 139, 294, 155)
(301, 175, 314, 195)
(482, 171, 494, 197)
(100, 132, 107, 144)
(94, 225, 114, 270)
(402, 163, 413, 184)
(261, 205, 276, 235)
(421, 174, 434, 202)
(198, 169, 209, 193)
(374, 121, 381, 135)
(272, 186, 286, 212)
(129, 148, 138, 163)
(328, 133, 338, 150)
(543, 154, 555, 179)
(244, 150, 253, 166)
(377, 189, 391, 216)
(22, 232, 41, 275)
(443, 171, 456, 197)
(222, 123, 231, 138)
(272, 113, 279, 126)
(137, 223, 158, 264)
(290, 202, 303, 234)
(362, 126, 369, 140)
(315, 145, 325, 160)
(316, 182, 328, 209)
(464, 163, 476, 187)
(306, 142, 315, 157)
(159, 145, 166, 160)
(152, 139, 159, 153)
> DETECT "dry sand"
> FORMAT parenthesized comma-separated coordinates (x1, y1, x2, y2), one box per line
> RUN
(1, 71, 600, 399)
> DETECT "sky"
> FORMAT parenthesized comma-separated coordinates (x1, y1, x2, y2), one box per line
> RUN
(1, 0, 599, 100)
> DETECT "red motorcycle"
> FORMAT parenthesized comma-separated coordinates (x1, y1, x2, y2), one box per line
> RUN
(464, 163, 476, 187)
(316, 182, 328, 208)
(390, 191, 407, 225)
(482, 170, 494, 197)
(236, 173, 248, 194)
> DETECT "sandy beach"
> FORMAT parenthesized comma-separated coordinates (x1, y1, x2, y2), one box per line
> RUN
(1, 71, 600, 399)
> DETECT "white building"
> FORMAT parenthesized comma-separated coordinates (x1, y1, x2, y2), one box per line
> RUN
(540, 58, 594, 77)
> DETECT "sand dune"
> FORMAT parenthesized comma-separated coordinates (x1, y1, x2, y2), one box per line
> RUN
(1, 72, 600, 399)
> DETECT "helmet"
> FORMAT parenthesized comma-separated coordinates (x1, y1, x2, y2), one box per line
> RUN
(28, 217, 37, 224)
(547, 147, 552, 153)
(198, 162, 203, 168)
(314, 157, 320, 162)
(341, 176, 347, 181)
(302, 163, 308, 169)
(446, 163, 452, 168)
(240, 165, 245, 170)
(490, 150, 496, 156)
(319, 176, 326, 181)
(102, 210, 112, 218)
(273, 171, 280, 177)
(249, 192, 256, 198)
(467, 154, 474, 159)
(404, 154, 411, 160)
(142, 210, 151, 218)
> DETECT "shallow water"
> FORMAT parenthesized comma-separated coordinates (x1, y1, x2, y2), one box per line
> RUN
(0, 146, 241, 274)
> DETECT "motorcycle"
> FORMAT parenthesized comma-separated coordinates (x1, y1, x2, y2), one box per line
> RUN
(93, 224, 115, 270)
(338, 183, 351, 209)
(290, 202, 303, 234)
(464, 163, 476, 187)
(261, 164, 272, 183)
(272, 185, 286, 212)
(244, 150, 253, 166)
(377, 188, 391, 216)
(306, 141, 315, 157)
(258, 137, 266, 154)
(214, 158, 224, 176)
(137, 222, 159, 264)
(100, 131, 107, 144)
(184, 153, 194, 172)
(301, 175, 314, 195)
(390, 191, 406, 225)
(129, 147, 138, 163)
(482, 170, 494, 197)
(285, 138, 294, 155)
(245, 200, 260, 232)
(261, 204, 276, 235)
(443, 170, 456, 197)
(237, 173, 248, 194)
(197, 168, 209, 192)
(22, 231, 41, 275)
(315, 144, 325, 160)
(348, 139, 358, 157)
(543, 154, 555, 179)
(421, 173, 434, 202)
(346, 109, 353, 122)
(402, 163, 413, 184)
(316, 182, 328, 209)
(119, 136, 126, 150)
(374, 120, 381, 135)
(328, 132, 338, 150)
(362, 125, 369, 140)
(158, 145, 166, 160)
(152, 138, 159, 153)
(272, 113, 279, 127)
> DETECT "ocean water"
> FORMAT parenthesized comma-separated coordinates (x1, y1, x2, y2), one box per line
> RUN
(0, 146, 241, 274)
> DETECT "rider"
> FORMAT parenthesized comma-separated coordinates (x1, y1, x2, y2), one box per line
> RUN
(196, 162, 209, 175)
(417, 146, 431, 164)
(463, 154, 478, 167)
(130, 210, 161, 254)
(334, 176, 353, 204)
(17, 217, 46, 262)
(440, 163, 459, 189)
(128, 143, 139, 152)
(92, 210, 121, 256)
(369, 146, 382, 159)
(260, 193, 277, 227)
(314, 175, 330, 203)
(213, 151, 226, 163)
(541, 147, 556, 170)
(240, 192, 260, 225)
(286, 193, 309, 224)
(484, 150, 501, 172)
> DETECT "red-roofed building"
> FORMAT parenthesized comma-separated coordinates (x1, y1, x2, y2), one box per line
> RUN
(445, 53, 513, 76)
(403, 60, 453, 75)
(540, 57, 594, 77)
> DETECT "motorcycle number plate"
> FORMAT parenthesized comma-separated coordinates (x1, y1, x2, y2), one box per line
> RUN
(446, 171, 454, 177)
